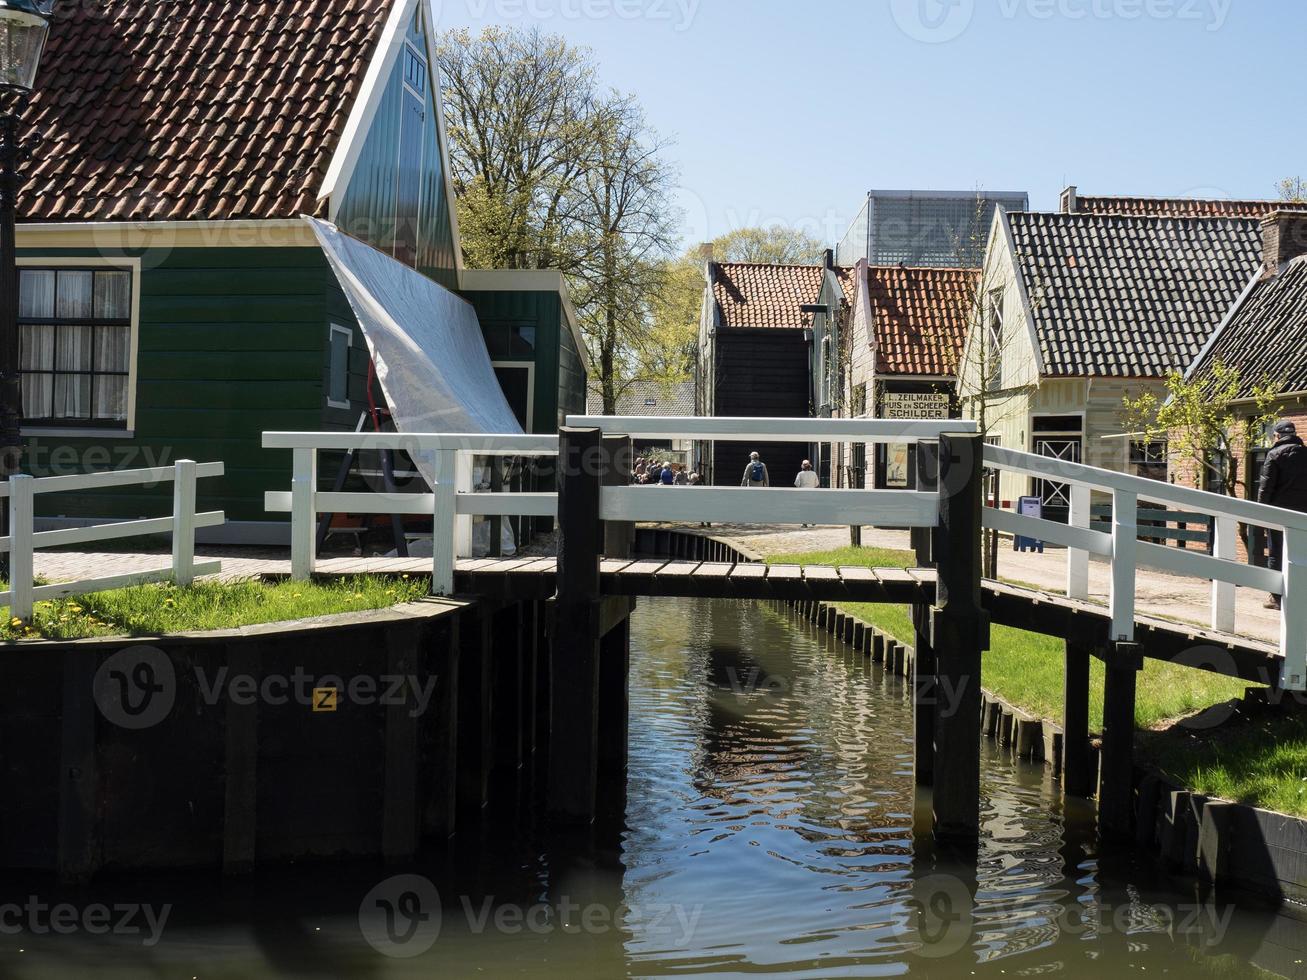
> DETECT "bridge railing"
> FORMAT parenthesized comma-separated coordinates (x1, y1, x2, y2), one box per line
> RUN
(263, 432, 559, 593)
(982, 444, 1307, 690)
(567, 415, 974, 528)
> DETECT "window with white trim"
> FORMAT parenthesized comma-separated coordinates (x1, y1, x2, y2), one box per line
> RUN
(328, 324, 352, 409)
(19, 267, 132, 426)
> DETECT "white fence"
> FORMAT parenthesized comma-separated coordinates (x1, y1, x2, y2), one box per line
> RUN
(263, 432, 559, 594)
(982, 444, 1306, 690)
(263, 417, 1307, 690)
(2, 460, 225, 620)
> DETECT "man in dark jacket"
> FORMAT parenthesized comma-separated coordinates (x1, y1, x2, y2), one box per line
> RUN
(1257, 420, 1307, 609)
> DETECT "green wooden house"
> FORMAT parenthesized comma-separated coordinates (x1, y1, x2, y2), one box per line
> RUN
(18, 0, 586, 542)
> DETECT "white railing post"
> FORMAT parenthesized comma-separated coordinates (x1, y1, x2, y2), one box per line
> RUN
(1110, 488, 1137, 642)
(432, 449, 457, 596)
(453, 451, 474, 558)
(1067, 483, 1091, 601)
(8, 474, 34, 620)
(1210, 515, 1237, 633)
(1281, 529, 1307, 691)
(172, 459, 197, 586)
(290, 446, 317, 581)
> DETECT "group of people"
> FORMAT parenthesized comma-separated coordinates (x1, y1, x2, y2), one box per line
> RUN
(632, 457, 700, 486)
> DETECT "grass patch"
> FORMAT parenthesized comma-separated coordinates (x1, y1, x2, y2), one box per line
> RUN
(1142, 705, 1307, 818)
(767, 546, 1246, 730)
(1, 575, 431, 641)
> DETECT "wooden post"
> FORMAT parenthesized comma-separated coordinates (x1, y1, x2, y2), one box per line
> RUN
(432, 449, 458, 596)
(1062, 638, 1092, 798)
(1099, 642, 1141, 840)
(1210, 515, 1236, 633)
(1279, 529, 1307, 691)
(290, 447, 316, 581)
(456, 605, 493, 821)
(382, 622, 423, 862)
(931, 432, 986, 843)
(1067, 483, 1090, 600)
(57, 651, 99, 882)
(172, 459, 197, 586)
(8, 473, 33, 619)
(549, 427, 603, 823)
(489, 458, 504, 558)
(913, 525, 935, 787)
(1109, 488, 1137, 643)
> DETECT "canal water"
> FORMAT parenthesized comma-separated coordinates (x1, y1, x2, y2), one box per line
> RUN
(3, 595, 1304, 977)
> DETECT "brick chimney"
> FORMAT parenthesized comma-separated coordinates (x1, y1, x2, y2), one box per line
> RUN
(1261, 210, 1307, 277)
(822, 248, 835, 270)
(698, 242, 714, 264)
(1059, 185, 1078, 214)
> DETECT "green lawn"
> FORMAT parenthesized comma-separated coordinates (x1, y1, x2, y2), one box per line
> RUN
(1143, 708, 1307, 818)
(1, 575, 432, 641)
(767, 546, 1246, 731)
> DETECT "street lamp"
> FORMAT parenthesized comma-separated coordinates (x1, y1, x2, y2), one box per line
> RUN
(0, 0, 48, 575)
(0, 1, 47, 470)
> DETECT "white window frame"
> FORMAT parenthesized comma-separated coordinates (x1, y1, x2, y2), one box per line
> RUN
(327, 323, 353, 410)
(17, 255, 142, 438)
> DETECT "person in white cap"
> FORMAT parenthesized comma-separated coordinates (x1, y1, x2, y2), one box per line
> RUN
(794, 459, 820, 527)
(741, 452, 769, 488)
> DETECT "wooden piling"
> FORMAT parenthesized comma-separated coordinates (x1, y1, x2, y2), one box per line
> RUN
(930, 432, 986, 844)
(1099, 641, 1142, 840)
(548, 426, 605, 823)
(1062, 638, 1093, 798)
(913, 530, 935, 786)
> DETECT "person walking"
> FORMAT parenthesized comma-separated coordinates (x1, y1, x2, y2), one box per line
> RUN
(673, 464, 688, 486)
(660, 461, 676, 486)
(1257, 419, 1307, 610)
(794, 459, 820, 527)
(741, 452, 769, 488)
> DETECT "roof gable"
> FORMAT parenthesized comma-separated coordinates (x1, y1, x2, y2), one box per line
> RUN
(1189, 259, 1307, 398)
(1007, 212, 1263, 377)
(864, 265, 979, 377)
(710, 262, 827, 329)
(21, 0, 393, 223)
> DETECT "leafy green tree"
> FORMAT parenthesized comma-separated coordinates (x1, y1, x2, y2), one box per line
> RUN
(709, 226, 826, 265)
(1277, 177, 1307, 203)
(1121, 362, 1283, 495)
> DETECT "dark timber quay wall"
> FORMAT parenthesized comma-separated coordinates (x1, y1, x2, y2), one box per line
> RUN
(636, 526, 1307, 909)
(0, 596, 558, 878)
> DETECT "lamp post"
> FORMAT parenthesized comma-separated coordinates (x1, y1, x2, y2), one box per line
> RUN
(0, 0, 49, 574)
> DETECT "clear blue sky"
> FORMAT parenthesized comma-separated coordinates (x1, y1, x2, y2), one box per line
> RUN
(431, 0, 1306, 252)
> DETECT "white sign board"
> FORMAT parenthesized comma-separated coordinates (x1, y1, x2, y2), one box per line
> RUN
(882, 391, 951, 420)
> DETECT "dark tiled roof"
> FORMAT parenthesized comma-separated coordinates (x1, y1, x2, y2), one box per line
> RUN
(711, 262, 828, 329)
(1007, 212, 1263, 377)
(1074, 196, 1284, 219)
(586, 380, 695, 416)
(1190, 258, 1307, 398)
(865, 266, 979, 377)
(19, 0, 391, 222)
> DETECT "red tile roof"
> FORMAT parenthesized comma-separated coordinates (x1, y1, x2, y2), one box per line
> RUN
(1072, 195, 1284, 219)
(864, 266, 979, 377)
(710, 262, 829, 329)
(18, 0, 392, 223)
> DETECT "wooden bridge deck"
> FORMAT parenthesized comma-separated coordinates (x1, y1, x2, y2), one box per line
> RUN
(302, 555, 1281, 684)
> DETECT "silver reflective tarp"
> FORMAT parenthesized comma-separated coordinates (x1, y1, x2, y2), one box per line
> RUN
(307, 217, 524, 454)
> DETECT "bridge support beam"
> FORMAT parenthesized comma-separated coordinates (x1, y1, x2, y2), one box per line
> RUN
(930, 433, 987, 844)
(548, 428, 632, 825)
(912, 526, 935, 787)
(1062, 639, 1093, 799)
(1099, 641, 1142, 841)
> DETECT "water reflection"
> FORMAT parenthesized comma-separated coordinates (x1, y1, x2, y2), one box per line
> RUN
(0, 595, 1302, 978)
